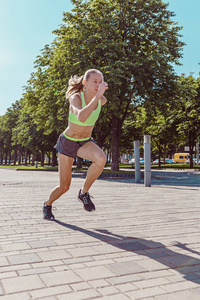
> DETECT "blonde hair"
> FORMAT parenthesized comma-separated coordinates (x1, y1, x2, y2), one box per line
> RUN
(66, 69, 103, 98)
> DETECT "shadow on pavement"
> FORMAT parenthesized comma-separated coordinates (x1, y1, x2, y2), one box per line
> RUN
(55, 220, 200, 285)
(151, 171, 200, 187)
(99, 171, 200, 188)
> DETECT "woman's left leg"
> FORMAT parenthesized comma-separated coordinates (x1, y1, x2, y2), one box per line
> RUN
(77, 141, 107, 193)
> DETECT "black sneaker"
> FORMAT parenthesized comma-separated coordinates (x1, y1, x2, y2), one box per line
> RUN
(78, 190, 95, 212)
(43, 203, 55, 220)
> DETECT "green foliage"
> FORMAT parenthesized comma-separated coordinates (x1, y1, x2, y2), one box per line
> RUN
(0, 0, 187, 168)
(167, 75, 200, 166)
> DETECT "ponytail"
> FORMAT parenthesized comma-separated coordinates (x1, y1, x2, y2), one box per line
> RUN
(66, 75, 84, 99)
(66, 69, 103, 99)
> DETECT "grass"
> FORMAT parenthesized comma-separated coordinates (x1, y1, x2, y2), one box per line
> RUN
(1, 163, 200, 172)
(0, 165, 58, 171)
(120, 163, 200, 169)
(0, 164, 135, 175)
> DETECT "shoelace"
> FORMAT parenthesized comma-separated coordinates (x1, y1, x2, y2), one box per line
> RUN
(82, 194, 93, 205)
(44, 204, 57, 211)
(44, 205, 57, 216)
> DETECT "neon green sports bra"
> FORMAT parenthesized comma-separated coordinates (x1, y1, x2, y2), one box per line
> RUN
(69, 92, 101, 126)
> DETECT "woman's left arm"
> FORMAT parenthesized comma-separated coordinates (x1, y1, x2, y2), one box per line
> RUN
(101, 95, 107, 106)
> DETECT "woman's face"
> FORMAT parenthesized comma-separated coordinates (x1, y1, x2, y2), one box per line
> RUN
(85, 72, 103, 95)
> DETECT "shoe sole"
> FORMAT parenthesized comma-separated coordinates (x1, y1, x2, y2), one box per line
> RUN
(43, 216, 55, 220)
(43, 205, 55, 220)
(77, 198, 95, 212)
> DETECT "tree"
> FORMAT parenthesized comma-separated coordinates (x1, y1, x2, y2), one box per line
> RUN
(6, 0, 183, 170)
(145, 109, 176, 166)
(122, 105, 177, 166)
(12, 95, 58, 167)
(51, 0, 184, 170)
(169, 75, 200, 167)
(0, 102, 21, 165)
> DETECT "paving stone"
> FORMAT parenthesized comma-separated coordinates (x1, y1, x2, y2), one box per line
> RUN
(89, 279, 110, 288)
(53, 265, 71, 271)
(36, 297, 57, 300)
(67, 246, 100, 257)
(92, 244, 124, 254)
(107, 274, 142, 285)
(0, 284, 3, 296)
(28, 240, 57, 248)
(1, 242, 31, 252)
(0, 257, 9, 267)
(40, 270, 82, 286)
(37, 249, 71, 261)
(18, 266, 53, 276)
(135, 277, 170, 289)
(70, 281, 91, 291)
(127, 286, 167, 299)
(74, 266, 116, 280)
(155, 290, 200, 300)
(7, 253, 42, 265)
(161, 280, 200, 292)
(0, 271, 17, 280)
(0, 292, 31, 300)
(117, 241, 150, 251)
(97, 285, 119, 296)
(1, 274, 45, 293)
(106, 260, 147, 275)
(63, 256, 94, 265)
(193, 286, 200, 295)
(160, 254, 200, 268)
(85, 259, 114, 267)
(135, 258, 174, 271)
(31, 260, 64, 269)
(30, 285, 72, 299)
(1, 168, 200, 299)
(115, 282, 137, 292)
(0, 264, 31, 273)
(96, 294, 130, 300)
(57, 289, 101, 300)
(141, 269, 174, 280)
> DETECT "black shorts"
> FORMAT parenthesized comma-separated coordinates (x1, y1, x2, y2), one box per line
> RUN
(54, 133, 95, 158)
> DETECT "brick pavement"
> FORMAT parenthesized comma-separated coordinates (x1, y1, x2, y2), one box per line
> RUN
(0, 168, 200, 299)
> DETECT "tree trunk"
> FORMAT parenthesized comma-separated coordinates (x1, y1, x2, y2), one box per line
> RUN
(189, 131, 194, 168)
(24, 147, 28, 166)
(0, 152, 3, 164)
(31, 152, 35, 166)
(48, 153, 51, 165)
(41, 150, 45, 166)
(163, 143, 167, 163)
(13, 149, 17, 165)
(9, 151, 12, 165)
(111, 117, 122, 171)
(4, 151, 8, 165)
(157, 142, 161, 167)
(52, 149, 57, 167)
(77, 156, 82, 168)
(18, 145, 22, 165)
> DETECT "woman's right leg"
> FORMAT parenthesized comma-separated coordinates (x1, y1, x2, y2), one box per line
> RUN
(45, 154, 74, 206)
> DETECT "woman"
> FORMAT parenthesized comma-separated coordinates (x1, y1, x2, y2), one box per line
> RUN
(43, 69, 108, 220)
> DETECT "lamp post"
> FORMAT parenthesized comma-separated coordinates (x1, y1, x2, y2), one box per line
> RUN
(134, 140, 141, 183)
(144, 135, 151, 187)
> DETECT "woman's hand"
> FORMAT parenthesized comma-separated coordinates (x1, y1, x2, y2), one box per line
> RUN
(97, 82, 108, 97)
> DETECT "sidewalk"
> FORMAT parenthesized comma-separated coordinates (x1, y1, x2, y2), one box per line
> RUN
(0, 168, 200, 299)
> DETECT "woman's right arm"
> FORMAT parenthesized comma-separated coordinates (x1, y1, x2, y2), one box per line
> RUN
(70, 94, 99, 123)
(70, 82, 108, 123)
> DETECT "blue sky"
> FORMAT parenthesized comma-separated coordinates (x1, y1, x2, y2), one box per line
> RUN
(0, 0, 200, 116)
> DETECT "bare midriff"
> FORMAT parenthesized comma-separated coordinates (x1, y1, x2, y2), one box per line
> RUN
(64, 122, 94, 140)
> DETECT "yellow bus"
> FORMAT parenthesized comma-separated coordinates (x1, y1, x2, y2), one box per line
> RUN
(173, 153, 189, 163)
